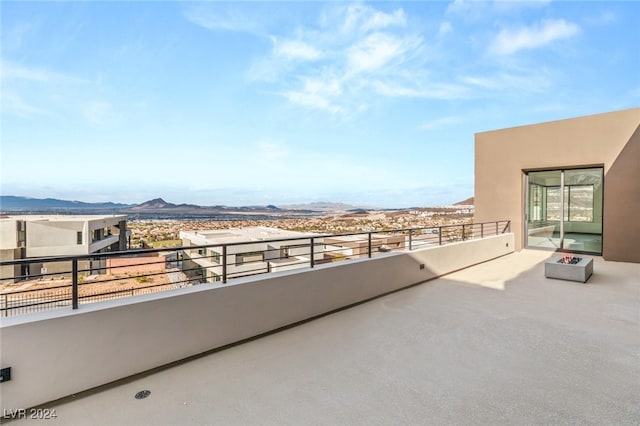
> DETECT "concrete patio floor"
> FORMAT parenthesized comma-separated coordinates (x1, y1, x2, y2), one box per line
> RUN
(10, 250, 640, 425)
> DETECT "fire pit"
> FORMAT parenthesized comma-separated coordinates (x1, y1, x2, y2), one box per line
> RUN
(557, 255, 582, 265)
(545, 254, 593, 283)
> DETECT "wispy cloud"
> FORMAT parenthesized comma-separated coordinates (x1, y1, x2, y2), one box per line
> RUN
(1, 61, 78, 118)
(183, 5, 262, 34)
(346, 32, 418, 75)
(2, 61, 57, 82)
(245, 3, 453, 116)
(341, 3, 407, 33)
(489, 19, 581, 55)
(272, 38, 323, 61)
(462, 69, 553, 95)
(1, 60, 125, 124)
(282, 79, 346, 114)
(370, 80, 469, 100)
(2, 92, 43, 117)
(187, 1, 590, 118)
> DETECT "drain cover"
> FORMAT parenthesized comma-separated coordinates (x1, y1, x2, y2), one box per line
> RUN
(135, 390, 151, 400)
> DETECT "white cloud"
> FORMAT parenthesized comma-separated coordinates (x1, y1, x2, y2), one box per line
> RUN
(0, 61, 92, 119)
(342, 3, 407, 34)
(462, 76, 497, 90)
(371, 81, 469, 100)
(248, 3, 436, 116)
(183, 6, 261, 34)
(347, 33, 410, 74)
(2, 61, 56, 82)
(281, 71, 469, 116)
(282, 90, 345, 115)
(446, 0, 473, 16)
(272, 38, 322, 61)
(361, 8, 407, 32)
(1, 92, 43, 117)
(489, 19, 581, 55)
(462, 69, 552, 94)
(243, 2, 573, 116)
(303, 75, 343, 97)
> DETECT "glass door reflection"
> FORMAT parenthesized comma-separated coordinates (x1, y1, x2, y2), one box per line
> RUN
(525, 168, 603, 254)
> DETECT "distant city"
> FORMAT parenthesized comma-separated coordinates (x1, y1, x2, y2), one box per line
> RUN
(0, 194, 475, 249)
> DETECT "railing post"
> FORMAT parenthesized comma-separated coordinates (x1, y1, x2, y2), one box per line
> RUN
(462, 224, 466, 241)
(3, 294, 7, 317)
(368, 232, 372, 258)
(438, 227, 442, 245)
(496, 221, 498, 236)
(72, 259, 78, 310)
(408, 229, 413, 251)
(481, 223, 484, 239)
(310, 237, 315, 268)
(222, 245, 227, 283)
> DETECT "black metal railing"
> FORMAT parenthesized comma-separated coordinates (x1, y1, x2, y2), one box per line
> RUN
(0, 220, 510, 317)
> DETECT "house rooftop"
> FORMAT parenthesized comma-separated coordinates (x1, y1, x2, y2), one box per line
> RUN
(18, 250, 639, 425)
(181, 226, 318, 244)
(0, 214, 127, 222)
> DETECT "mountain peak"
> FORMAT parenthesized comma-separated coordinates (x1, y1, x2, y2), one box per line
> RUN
(454, 197, 474, 206)
(135, 198, 173, 209)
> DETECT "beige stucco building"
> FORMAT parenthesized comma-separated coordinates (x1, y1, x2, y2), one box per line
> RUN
(474, 107, 640, 263)
(180, 227, 326, 282)
(0, 214, 128, 282)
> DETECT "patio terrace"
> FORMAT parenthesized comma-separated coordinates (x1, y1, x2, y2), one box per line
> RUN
(5, 249, 638, 425)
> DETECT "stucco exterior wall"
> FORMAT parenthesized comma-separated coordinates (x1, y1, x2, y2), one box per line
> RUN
(0, 248, 21, 284)
(24, 221, 87, 257)
(0, 234, 513, 411)
(474, 108, 640, 262)
(602, 125, 640, 262)
(0, 220, 18, 249)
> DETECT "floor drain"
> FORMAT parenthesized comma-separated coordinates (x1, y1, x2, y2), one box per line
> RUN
(135, 390, 151, 400)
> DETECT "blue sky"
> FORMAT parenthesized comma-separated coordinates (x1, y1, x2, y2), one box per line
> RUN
(2, 1, 639, 208)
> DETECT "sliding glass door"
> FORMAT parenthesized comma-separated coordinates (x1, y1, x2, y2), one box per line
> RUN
(527, 170, 562, 249)
(525, 168, 603, 254)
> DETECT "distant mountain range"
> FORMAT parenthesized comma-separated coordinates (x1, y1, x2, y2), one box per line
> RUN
(127, 198, 288, 214)
(0, 196, 342, 215)
(0, 195, 473, 215)
(0, 196, 132, 211)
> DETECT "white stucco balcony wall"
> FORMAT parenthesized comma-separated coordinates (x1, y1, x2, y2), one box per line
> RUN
(0, 234, 513, 411)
